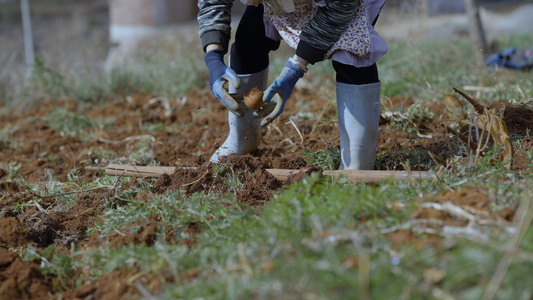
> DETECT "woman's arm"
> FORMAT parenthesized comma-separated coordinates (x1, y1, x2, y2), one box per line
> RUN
(296, 0, 361, 64)
(198, 0, 235, 53)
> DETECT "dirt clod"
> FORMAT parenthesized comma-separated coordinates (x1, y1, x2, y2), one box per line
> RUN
(22, 211, 63, 247)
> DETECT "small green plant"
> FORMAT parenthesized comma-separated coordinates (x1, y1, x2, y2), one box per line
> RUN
(144, 122, 165, 133)
(45, 107, 94, 138)
(29, 57, 71, 98)
(0, 125, 18, 148)
(384, 103, 435, 134)
(212, 162, 244, 191)
(71, 78, 110, 103)
(520, 149, 533, 171)
(127, 138, 156, 165)
(22, 244, 75, 290)
(375, 147, 437, 171)
(107, 67, 153, 97)
(84, 147, 117, 164)
(0, 82, 7, 104)
(92, 117, 115, 131)
(7, 163, 22, 181)
(303, 146, 341, 170)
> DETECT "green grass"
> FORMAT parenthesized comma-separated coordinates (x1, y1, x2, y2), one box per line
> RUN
(380, 33, 533, 102)
(22, 55, 206, 104)
(19, 168, 527, 299)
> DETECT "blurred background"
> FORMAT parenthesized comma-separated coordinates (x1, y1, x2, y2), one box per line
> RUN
(0, 0, 532, 101)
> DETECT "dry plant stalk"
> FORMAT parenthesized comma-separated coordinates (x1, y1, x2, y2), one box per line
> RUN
(474, 119, 490, 167)
(452, 87, 513, 168)
(428, 151, 447, 166)
(476, 108, 513, 168)
(446, 125, 479, 152)
(287, 119, 304, 147)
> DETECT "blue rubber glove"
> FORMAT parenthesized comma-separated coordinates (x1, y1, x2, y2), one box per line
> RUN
(255, 57, 306, 126)
(205, 49, 243, 117)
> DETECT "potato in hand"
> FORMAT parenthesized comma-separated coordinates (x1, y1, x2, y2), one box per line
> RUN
(244, 87, 264, 110)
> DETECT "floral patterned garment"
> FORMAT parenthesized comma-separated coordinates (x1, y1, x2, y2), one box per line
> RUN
(261, 0, 388, 67)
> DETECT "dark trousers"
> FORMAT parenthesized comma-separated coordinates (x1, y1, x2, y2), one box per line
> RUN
(230, 4, 379, 85)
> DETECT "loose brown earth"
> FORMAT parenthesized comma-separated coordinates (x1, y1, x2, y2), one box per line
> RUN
(1, 86, 532, 299)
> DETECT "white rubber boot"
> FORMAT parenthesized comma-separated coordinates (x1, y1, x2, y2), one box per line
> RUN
(336, 82, 382, 170)
(210, 68, 268, 163)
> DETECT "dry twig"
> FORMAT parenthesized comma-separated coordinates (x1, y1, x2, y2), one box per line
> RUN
(453, 87, 485, 113)
(287, 119, 304, 147)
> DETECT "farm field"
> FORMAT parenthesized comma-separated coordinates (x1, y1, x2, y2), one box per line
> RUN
(1, 1, 533, 299)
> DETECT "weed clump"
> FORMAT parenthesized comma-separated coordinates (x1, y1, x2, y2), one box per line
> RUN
(303, 146, 340, 170)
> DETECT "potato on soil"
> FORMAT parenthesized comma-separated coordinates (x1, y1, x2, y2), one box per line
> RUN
(244, 87, 264, 110)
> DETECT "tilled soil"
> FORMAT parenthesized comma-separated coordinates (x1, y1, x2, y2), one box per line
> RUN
(1, 86, 532, 298)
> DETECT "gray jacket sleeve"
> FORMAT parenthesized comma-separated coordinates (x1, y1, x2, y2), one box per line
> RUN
(297, 0, 361, 64)
(197, 0, 234, 53)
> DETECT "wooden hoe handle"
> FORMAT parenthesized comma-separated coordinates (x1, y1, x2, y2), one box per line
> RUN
(106, 164, 432, 184)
